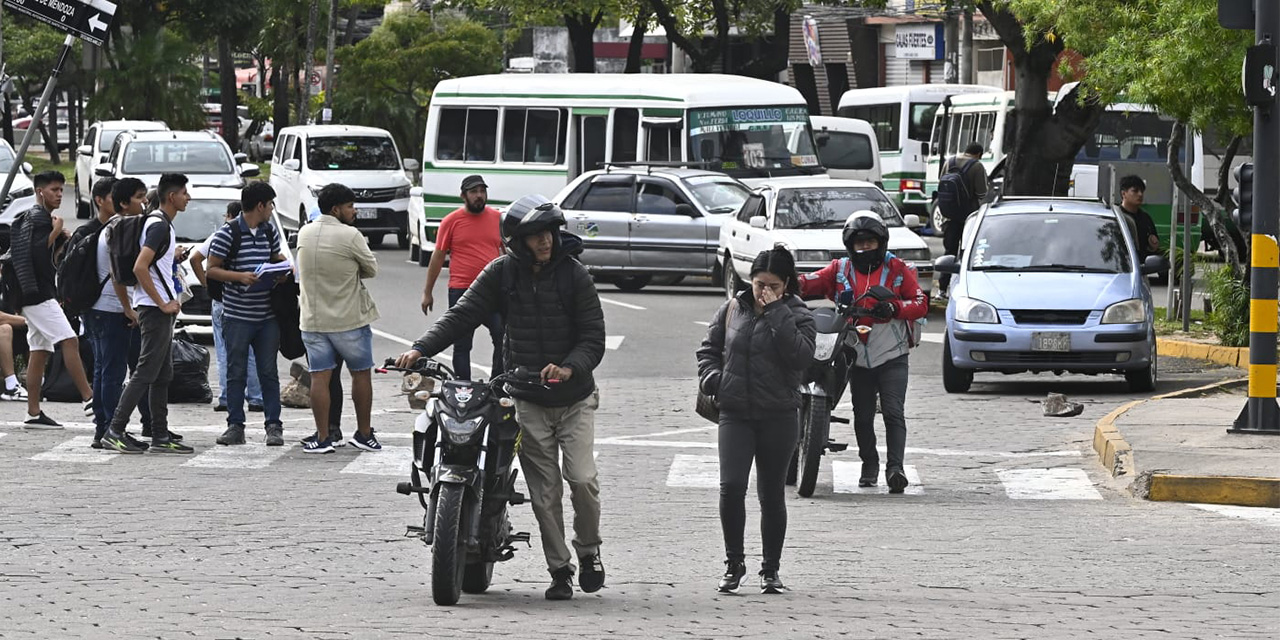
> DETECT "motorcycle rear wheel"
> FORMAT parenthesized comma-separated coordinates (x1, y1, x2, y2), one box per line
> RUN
(462, 562, 494, 593)
(431, 484, 467, 606)
(797, 397, 830, 498)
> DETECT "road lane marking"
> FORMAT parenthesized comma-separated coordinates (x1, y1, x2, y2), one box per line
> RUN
(997, 468, 1102, 500)
(183, 442, 295, 470)
(599, 297, 646, 311)
(665, 454, 753, 488)
(31, 436, 114, 464)
(340, 445, 413, 476)
(694, 321, 710, 327)
(1188, 503, 1280, 527)
(609, 425, 717, 440)
(371, 327, 490, 376)
(596, 438, 716, 449)
(920, 333, 944, 344)
(605, 336, 625, 350)
(832, 462, 923, 495)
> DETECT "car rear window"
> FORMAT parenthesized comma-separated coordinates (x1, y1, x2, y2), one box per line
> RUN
(307, 136, 400, 171)
(969, 212, 1132, 273)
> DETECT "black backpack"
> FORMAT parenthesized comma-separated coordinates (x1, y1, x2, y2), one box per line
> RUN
(205, 221, 243, 302)
(106, 212, 171, 288)
(55, 224, 110, 316)
(936, 158, 980, 220)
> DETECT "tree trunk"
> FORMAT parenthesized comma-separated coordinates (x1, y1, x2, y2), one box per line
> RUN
(624, 7, 650, 73)
(343, 4, 361, 46)
(1168, 123, 1246, 277)
(46, 97, 61, 164)
(273, 62, 290, 130)
(565, 12, 601, 73)
(219, 35, 239, 152)
(297, 0, 321, 124)
(711, 0, 731, 72)
(649, 0, 712, 72)
(738, 8, 791, 80)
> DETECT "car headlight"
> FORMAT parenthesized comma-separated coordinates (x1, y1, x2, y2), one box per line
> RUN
(1101, 298, 1147, 324)
(794, 250, 829, 263)
(813, 332, 840, 360)
(395, 185, 411, 199)
(894, 248, 931, 262)
(440, 414, 484, 444)
(954, 297, 1000, 324)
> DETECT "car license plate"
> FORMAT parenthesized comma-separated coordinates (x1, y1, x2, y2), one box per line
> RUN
(356, 208, 378, 220)
(1031, 332, 1071, 352)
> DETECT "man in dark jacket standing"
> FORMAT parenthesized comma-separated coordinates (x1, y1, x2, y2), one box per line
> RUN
(396, 194, 607, 602)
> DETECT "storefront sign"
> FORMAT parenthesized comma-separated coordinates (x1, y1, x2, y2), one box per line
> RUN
(895, 23, 944, 61)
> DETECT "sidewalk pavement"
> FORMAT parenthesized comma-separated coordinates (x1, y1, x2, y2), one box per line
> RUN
(1092, 351, 1280, 508)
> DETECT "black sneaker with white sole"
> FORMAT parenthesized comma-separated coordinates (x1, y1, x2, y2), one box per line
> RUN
(23, 412, 63, 429)
(717, 560, 747, 593)
(301, 435, 335, 454)
(545, 566, 574, 601)
(351, 430, 381, 452)
(150, 438, 194, 454)
(759, 569, 786, 594)
(101, 430, 145, 454)
(578, 554, 606, 593)
(887, 469, 909, 494)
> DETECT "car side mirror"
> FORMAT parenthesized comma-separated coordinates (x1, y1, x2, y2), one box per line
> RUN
(903, 214, 922, 228)
(77, 144, 92, 157)
(402, 158, 420, 172)
(240, 164, 261, 178)
(1141, 254, 1168, 275)
(934, 254, 961, 274)
(234, 152, 249, 163)
(93, 163, 114, 177)
(21, 162, 32, 175)
(282, 158, 301, 171)
(749, 215, 767, 229)
(286, 231, 299, 249)
(816, 133, 830, 148)
(675, 203, 697, 217)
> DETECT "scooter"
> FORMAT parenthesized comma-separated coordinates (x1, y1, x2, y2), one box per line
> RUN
(789, 285, 898, 497)
(381, 358, 547, 606)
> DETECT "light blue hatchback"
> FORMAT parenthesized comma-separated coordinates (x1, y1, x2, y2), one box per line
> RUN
(934, 198, 1167, 393)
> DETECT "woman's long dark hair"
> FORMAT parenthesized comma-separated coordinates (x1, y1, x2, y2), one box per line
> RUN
(749, 245, 800, 296)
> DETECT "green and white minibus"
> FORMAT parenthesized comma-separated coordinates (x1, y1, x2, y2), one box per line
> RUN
(408, 73, 822, 264)
(836, 84, 1001, 215)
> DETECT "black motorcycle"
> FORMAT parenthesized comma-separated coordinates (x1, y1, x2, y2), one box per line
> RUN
(381, 358, 546, 606)
(789, 285, 897, 497)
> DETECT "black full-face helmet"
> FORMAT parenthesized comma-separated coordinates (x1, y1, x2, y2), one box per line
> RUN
(842, 211, 889, 273)
(502, 194, 566, 260)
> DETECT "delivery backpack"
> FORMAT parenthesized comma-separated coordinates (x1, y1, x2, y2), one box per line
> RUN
(55, 226, 110, 316)
(936, 158, 980, 220)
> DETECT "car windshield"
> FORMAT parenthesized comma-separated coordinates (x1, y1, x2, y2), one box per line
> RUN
(121, 141, 233, 175)
(688, 106, 822, 177)
(307, 136, 400, 171)
(171, 199, 233, 242)
(969, 212, 1132, 273)
(772, 187, 903, 229)
(685, 176, 751, 213)
(99, 129, 126, 152)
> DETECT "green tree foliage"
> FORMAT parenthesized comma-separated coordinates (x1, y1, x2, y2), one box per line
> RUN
(88, 29, 205, 130)
(332, 13, 502, 159)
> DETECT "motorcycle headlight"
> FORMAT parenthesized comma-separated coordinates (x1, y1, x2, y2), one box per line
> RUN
(395, 185, 411, 199)
(440, 414, 484, 444)
(1102, 298, 1147, 324)
(954, 297, 1000, 324)
(894, 248, 931, 262)
(794, 250, 829, 263)
(813, 332, 840, 360)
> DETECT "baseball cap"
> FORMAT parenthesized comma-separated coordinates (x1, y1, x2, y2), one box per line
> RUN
(460, 175, 487, 192)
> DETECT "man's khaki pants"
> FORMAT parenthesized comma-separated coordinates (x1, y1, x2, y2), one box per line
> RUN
(515, 389, 601, 573)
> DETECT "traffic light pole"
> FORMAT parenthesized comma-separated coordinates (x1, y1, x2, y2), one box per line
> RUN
(1230, 0, 1280, 434)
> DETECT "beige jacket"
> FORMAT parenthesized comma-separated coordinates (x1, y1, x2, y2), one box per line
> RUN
(297, 214, 379, 333)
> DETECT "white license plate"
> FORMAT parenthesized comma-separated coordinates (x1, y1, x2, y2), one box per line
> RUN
(1031, 332, 1071, 352)
(356, 209, 379, 220)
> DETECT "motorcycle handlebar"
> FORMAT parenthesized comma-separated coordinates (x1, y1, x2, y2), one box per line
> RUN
(377, 358, 555, 389)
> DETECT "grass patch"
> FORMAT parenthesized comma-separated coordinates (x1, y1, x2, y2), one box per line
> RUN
(1154, 307, 1215, 340)
(24, 152, 73, 182)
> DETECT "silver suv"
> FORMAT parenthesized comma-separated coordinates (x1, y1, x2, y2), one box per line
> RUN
(552, 167, 752, 292)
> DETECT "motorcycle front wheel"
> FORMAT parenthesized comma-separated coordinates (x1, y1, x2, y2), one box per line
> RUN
(797, 397, 830, 498)
(431, 484, 468, 605)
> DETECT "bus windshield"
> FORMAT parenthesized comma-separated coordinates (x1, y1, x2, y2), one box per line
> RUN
(689, 106, 822, 177)
(1076, 110, 1184, 165)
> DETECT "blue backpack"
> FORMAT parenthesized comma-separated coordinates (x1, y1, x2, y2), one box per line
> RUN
(936, 158, 980, 220)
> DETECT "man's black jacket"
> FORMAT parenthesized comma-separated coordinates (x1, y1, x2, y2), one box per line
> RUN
(414, 232, 606, 407)
(9, 204, 56, 306)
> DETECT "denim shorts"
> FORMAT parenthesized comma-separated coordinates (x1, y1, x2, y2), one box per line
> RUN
(302, 325, 374, 373)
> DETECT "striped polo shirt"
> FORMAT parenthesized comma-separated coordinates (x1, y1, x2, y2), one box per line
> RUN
(209, 216, 281, 323)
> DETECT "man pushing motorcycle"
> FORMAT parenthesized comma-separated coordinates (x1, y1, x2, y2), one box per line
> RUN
(396, 194, 607, 601)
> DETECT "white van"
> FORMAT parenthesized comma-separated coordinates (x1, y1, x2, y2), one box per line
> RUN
(837, 84, 1001, 215)
(270, 125, 419, 247)
(807, 115, 881, 185)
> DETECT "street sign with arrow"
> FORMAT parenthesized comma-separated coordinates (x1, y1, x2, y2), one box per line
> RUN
(2, 0, 117, 47)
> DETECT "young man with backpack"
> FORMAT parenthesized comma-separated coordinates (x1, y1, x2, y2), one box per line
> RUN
(9, 171, 93, 428)
(102, 173, 193, 454)
(395, 194, 607, 601)
(934, 142, 989, 299)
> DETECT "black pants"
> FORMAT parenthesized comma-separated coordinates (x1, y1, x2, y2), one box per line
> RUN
(939, 215, 968, 293)
(327, 360, 344, 429)
(718, 409, 800, 572)
(110, 307, 173, 438)
(849, 355, 910, 475)
(448, 287, 504, 380)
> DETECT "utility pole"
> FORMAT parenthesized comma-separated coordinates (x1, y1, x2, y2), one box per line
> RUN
(943, 10, 959, 83)
(322, 0, 338, 123)
(297, 0, 320, 125)
(960, 6, 974, 84)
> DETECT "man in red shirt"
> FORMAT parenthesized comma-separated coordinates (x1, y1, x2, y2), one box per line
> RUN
(420, 174, 505, 379)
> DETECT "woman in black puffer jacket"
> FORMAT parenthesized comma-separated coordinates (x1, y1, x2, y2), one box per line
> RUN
(696, 246, 815, 595)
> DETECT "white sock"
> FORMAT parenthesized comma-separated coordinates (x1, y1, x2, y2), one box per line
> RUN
(4, 375, 16, 389)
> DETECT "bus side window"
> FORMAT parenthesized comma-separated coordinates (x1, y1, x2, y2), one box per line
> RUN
(502, 108, 527, 162)
(612, 108, 639, 163)
(437, 108, 466, 161)
(645, 123, 681, 162)
(525, 109, 561, 163)
(464, 109, 498, 162)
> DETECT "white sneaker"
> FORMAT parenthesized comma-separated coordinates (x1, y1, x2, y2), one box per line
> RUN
(1, 384, 27, 401)
(83, 398, 94, 417)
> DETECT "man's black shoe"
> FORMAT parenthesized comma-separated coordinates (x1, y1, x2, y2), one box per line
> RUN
(141, 426, 182, 442)
(123, 432, 150, 451)
(101, 430, 145, 454)
(578, 554, 606, 593)
(217, 424, 246, 446)
(545, 566, 574, 600)
(887, 469, 909, 494)
(91, 439, 103, 450)
(151, 438, 194, 454)
(859, 462, 878, 487)
(759, 570, 786, 595)
(249, 403, 264, 413)
(214, 402, 228, 412)
(717, 559, 747, 593)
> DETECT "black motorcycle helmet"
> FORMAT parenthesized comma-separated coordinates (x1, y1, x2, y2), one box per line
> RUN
(502, 194, 566, 261)
(842, 211, 890, 273)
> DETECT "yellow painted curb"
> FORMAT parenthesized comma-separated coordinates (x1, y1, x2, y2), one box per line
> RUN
(1156, 337, 1247, 368)
(1148, 474, 1280, 508)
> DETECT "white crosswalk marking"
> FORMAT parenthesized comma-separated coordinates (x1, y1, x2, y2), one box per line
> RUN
(32, 436, 113, 464)
(666, 454, 721, 488)
(605, 335, 625, 350)
(997, 468, 1102, 500)
(1188, 503, 1280, 527)
(184, 443, 295, 469)
(832, 462, 923, 495)
(340, 445, 413, 476)
(920, 333, 944, 344)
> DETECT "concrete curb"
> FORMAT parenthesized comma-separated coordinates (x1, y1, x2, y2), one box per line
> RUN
(1156, 337, 1248, 368)
(1090, 377, 1280, 508)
